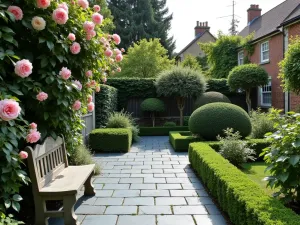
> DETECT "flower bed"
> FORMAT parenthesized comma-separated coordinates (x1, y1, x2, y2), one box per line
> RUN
(189, 143, 300, 225)
(89, 128, 132, 152)
(139, 126, 189, 136)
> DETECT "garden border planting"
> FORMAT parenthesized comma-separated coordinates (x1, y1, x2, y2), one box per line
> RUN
(189, 143, 300, 225)
(89, 128, 132, 152)
(139, 126, 189, 136)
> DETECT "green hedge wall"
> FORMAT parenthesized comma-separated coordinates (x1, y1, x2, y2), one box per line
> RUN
(140, 126, 189, 136)
(89, 128, 132, 152)
(169, 131, 271, 156)
(106, 78, 237, 110)
(189, 143, 300, 225)
(95, 84, 118, 128)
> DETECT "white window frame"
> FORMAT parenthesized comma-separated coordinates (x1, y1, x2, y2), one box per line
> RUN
(260, 78, 272, 107)
(260, 41, 270, 63)
(238, 51, 244, 65)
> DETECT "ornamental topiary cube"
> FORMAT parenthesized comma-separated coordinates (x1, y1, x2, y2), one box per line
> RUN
(189, 102, 252, 140)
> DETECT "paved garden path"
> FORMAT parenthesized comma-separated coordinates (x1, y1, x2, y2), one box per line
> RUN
(50, 136, 227, 225)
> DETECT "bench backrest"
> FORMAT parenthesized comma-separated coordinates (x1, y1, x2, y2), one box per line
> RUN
(25, 136, 68, 190)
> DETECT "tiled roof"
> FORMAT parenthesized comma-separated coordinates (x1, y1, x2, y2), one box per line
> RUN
(239, 0, 300, 41)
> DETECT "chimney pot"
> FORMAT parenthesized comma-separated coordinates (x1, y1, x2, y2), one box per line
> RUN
(195, 21, 211, 37)
(197, 21, 199, 26)
(248, 4, 262, 24)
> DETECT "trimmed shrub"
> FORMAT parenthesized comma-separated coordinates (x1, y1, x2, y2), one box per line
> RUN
(163, 122, 176, 127)
(89, 128, 132, 152)
(139, 126, 189, 136)
(95, 85, 118, 128)
(106, 111, 139, 142)
(70, 145, 100, 175)
(169, 131, 203, 152)
(141, 98, 165, 127)
(189, 143, 300, 225)
(155, 66, 206, 125)
(250, 109, 275, 139)
(189, 102, 251, 140)
(194, 91, 231, 109)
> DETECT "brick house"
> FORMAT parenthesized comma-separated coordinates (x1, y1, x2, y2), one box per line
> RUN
(239, 0, 300, 112)
(176, 21, 216, 62)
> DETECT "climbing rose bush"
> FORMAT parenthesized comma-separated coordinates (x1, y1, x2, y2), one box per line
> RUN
(0, 0, 123, 220)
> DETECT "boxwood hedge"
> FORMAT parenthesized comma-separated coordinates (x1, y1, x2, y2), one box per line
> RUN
(89, 128, 132, 152)
(189, 143, 300, 225)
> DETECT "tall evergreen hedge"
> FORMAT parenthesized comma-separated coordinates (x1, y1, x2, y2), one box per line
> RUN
(95, 85, 118, 127)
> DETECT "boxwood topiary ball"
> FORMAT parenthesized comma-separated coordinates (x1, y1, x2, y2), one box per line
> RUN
(189, 102, 252, 140)
(194, 92, 231, 109)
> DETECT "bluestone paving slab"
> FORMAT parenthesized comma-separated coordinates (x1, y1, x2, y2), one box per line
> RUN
(185, 197, 214, 205)
(117, 215, 155, 225)
(113, 190, 141, 197)
(121, 169, 142, 174)
(196, 189, 209, 197)
(144, 178, 166, 183)
(182, 183, 204, 190)
(157, 184, 182, 190)
(166, 178, 192, 184)
(123, 197, 154, 205)
(173, 205, 208, 215)
(95, 190, 113, 197)
(154, 174, 175, 178)
(194, 215, 227, 225)
(119, 178, 143, 183)
(75, 205, 106, 215)
(130, 184, 156, 190)
(101, 169, 122, 174)
(176, 173, 196, 178)
(82, 215, 117, 225)
(141, 190, 170, 197)
(164, 169, 185, 173)
(94, 178, 120, 183)
(94, 184, 104, 189)
(170, 190, 199, 197)
(94, 197, 124, 206)
(152, 165, 173, 169)
(155, 197, 187, 205)
(103, 184, 130, 190)
(205, 204, 222, 215)
(139, 206, 172, 215)
(105, 206, 137, 215)
(131, 173, 154, 178)
(142, 169, 163, 173)
(157, 215, 195, 225)
(108, 174, 131, 178)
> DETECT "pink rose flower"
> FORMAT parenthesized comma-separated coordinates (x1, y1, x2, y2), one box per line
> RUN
(121, 48, 125, 52)
(100, 37, 106, 43)
(90, 80, 96, 87)
(30, 122, 37, 129)
(19, 151, 28, 159)
(95, 86, 100, 92)
(87, 95, 93, 103)
(87, 102, 94, 112)
(14, 59, 33, 78)
(114, 49, 122, 55)
(83, 21, 95, 33)
(68, 33, 76, 41)
(105, 49, 113, 57)
(36, 92, 48, 101)
(31, 16, 46, 31)
(59, 67, 71, 80)
(86, 30, 96, 40)
(73, 80, 82, 90)
(7, 6, 23, 21)
(70, 42, 81, 54)
(36, 0, 51, 9)
(52, 8, 68, 25)
(115, 54, 123, 62)
(72, 100, 81, 110)
(58, 2, 68, 13)
(77, 0, 89, 9)
(0, 99, 21, 121)
(85, 70, 93, 77)
(117, 67, 121, 72)
(26, 130, 41, 143)
(93, 5, 100, 12)
(92, 13, 103, 25)
(112, 34, 121, 45)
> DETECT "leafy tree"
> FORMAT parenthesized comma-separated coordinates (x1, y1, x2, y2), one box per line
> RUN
(279, 37, 300, 94)
(141, 98, 165, 127)
(117, 38, 174, 78)
(155, 67, 206, 126)
(196, 55, 209, 71)
(108, 0, 175, 55)
(181, 55, 202, 71)
(228, 64, 269, 113)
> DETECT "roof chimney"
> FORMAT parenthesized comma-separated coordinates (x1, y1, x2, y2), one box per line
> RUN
(247, 4, 261, 24)
(195, 21, 210, 37)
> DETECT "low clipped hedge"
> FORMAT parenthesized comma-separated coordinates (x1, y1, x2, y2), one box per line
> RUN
(89, 128, 132, 152)
(139, 126, 189, 136)
(169, 131, 271, 156)
(189, 143, 300, 225)
(169, 131, 203, 152)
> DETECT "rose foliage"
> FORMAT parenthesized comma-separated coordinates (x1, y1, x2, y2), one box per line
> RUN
(0, 0, 122, 219)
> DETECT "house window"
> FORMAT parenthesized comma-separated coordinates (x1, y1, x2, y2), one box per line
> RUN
(238, 51, 244, 65)
(260, 78, 272, 107)
(260, 41, 269, 63)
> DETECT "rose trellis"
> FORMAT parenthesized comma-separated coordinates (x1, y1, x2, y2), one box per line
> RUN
(0, 0, 123, 220)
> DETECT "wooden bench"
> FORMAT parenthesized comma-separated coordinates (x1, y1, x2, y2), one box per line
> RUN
(25, 136, 95, 225)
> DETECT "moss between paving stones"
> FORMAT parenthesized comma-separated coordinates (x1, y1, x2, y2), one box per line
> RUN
(89, 128, 132, 152)
(189, 143, 300, 225)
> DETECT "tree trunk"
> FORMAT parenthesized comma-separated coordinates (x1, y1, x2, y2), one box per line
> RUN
(176, 97, 185, 126)
(246, 89, 251, 114)
(151, 113, 155, 127)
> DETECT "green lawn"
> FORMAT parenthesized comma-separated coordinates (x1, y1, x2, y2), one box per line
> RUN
(241, 162, 276, 196)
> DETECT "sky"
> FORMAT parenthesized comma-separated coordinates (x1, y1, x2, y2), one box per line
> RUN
(166, 0, 286, 53)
